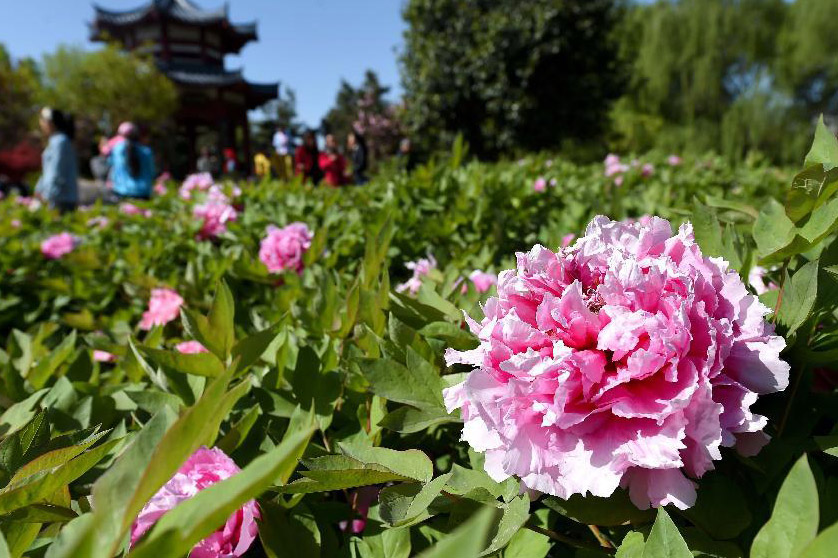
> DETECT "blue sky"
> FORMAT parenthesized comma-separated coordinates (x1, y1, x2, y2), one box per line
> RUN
(0, 0, 406, 128)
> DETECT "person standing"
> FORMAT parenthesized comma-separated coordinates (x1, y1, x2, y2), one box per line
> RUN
(397, 137, 417, 173)
(109, 122, 155, 200)
(294, 130, 322, 184)
(34, 107, 78, 212)
(319, 133, 347, 187)
(272, 128, 293, 181)
(347, 129, 368, 185)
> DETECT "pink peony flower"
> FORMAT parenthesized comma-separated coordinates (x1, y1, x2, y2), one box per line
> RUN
(131, 447, 259, 557)
(748, 266, 770, 295)
(193, 201, 237, 240)
(258, 222, 313, 274)
(154, 182, 167, 196)
(93, 350, 116, 363)
(469, 270, 498, 294)
(614, 176, 624, 187)
(443, 216, 789, 510)
(87, 216, 109, 229)
(11, 219, 21, 228)
(533, 177, 547, 192)
(176, 341, 208, 354)
(641, 163, 655, 177)
(41, 232, 76, 259)
(561, 233, 576, 248)
(396, 255, 437, 294)
(668, 155, 683, 166)
(139, 288, 184, 330)
(120, 203, 152, 218)
(179, 172, 215, 200)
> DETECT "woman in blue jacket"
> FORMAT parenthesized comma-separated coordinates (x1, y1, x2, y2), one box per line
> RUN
(109, 122, 155, 200)
(34, 108, 78, 212)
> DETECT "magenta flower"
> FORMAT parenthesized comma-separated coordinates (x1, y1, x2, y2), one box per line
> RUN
(41, 232, 76, 259)
(87, 216, 109, 229)
(179, 172, 215, 200)
(11, 219, 21, 228)
(153, 182, 168, 196)
(339, 486, 379, 534)
(396, 255, 437, 294)
(258, 222, 313, 275)
(193, 201, 237, 240)
(614, 175, 624, 187)
(120, 203, 151, 217)
(533, 177, 547, 192)
(444, 216, 789, 510)
(93, 350, 116, 363)
(131, 447, 259, 557)
(641, 163, 655, 177)
(139, 288, 184, 330)
(561, 233, 576, 248)
(469, 270, 498, 293)
(176, 341, 208, 354)
(668, 155, 683, 166)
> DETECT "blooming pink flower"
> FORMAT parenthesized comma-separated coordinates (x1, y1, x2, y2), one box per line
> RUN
(11, 219, 21, 228)
(87, 216, 109, 229)
(533, 177, 547, 192)
(193, 200, 237, 240)
(396, 255, 437, 294)
(469, 270, 498, 294)
(176, 341, 208, 354)
(15, 196, 41, 211)
(41, 232, 76, 259)
(131, 447, 259, 557)
(614, 176, 624, 187)
(668, 155, 682, 166)
(139, 288, 184, 330)
(153, 182, 167, 196)
(561, 233, 576, 248)
(444, 216, 789, 510)
(93, 350, 116, 363)
(120, 203, 152, 217)
(179, 172, 215, 200)
(641, 163, 655, 177)
(259, 222, 313, 274)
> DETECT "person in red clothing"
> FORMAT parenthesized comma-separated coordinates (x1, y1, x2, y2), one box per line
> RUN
(294, 130, 322, 184)
(319, 133, 347, 187)
(0, 134, 41, 196)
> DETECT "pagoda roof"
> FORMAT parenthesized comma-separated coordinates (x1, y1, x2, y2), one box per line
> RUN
(91, 0, 258, 52)
(160, 62, 278, 108)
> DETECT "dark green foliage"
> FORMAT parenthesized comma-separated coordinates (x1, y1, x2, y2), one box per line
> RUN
(400, 0, 624, 158)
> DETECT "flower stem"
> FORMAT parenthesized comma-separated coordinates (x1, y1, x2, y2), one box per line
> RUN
(525, 522, 616, 554)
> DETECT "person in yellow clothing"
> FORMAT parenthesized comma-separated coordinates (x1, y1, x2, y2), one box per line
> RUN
(254, 148, 272, 179)
(271, 129, 294, 181)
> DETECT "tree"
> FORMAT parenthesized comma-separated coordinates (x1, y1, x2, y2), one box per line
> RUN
(39, 44, 177, 135)
(400, 0, 624, 159)
(0, 44, 41, 149)
(321, 70, 403, 167)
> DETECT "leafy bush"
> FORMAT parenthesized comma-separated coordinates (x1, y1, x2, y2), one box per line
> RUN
(3, 127, 838, 557)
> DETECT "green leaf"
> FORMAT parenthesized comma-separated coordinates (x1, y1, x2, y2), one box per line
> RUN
(378, 406, 458, 434)
(359, 355, 444, 411)
(643, 508, 691, 558)
(0, 438, 119, 515)
(28, 330, 77, 389)
(543, 489, 654, 527)
(207, 279, 236, 360)
(753, 199, 796, 259)
(805, 115, 838, 171)
(751, 455, 819, 558)
(502, 528, 552, 558)
(10, 429, 110, 484)
(415, 506, 497, 558)
(338, 443, 433, 483)
(418, 321, 478, 351)
(128, 418, 315, 558)
(801, 522, 838, 557)
(777, 260, 819, 335)
(231, 323, 282, 373)
(380, 473, 451, 526)
(258, 503, 321, 558)
(616, 531, 646, 558)
(140, 346, 226, 378)
(480, 495, 530, 556)
(215, 405, 261, 454)
(690, 201, 741, 268)
(0, 528, 10, 558)
(43, 513, 94, 558)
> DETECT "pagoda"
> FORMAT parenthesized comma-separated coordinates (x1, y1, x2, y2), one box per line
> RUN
(89, 0, 278, 174)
